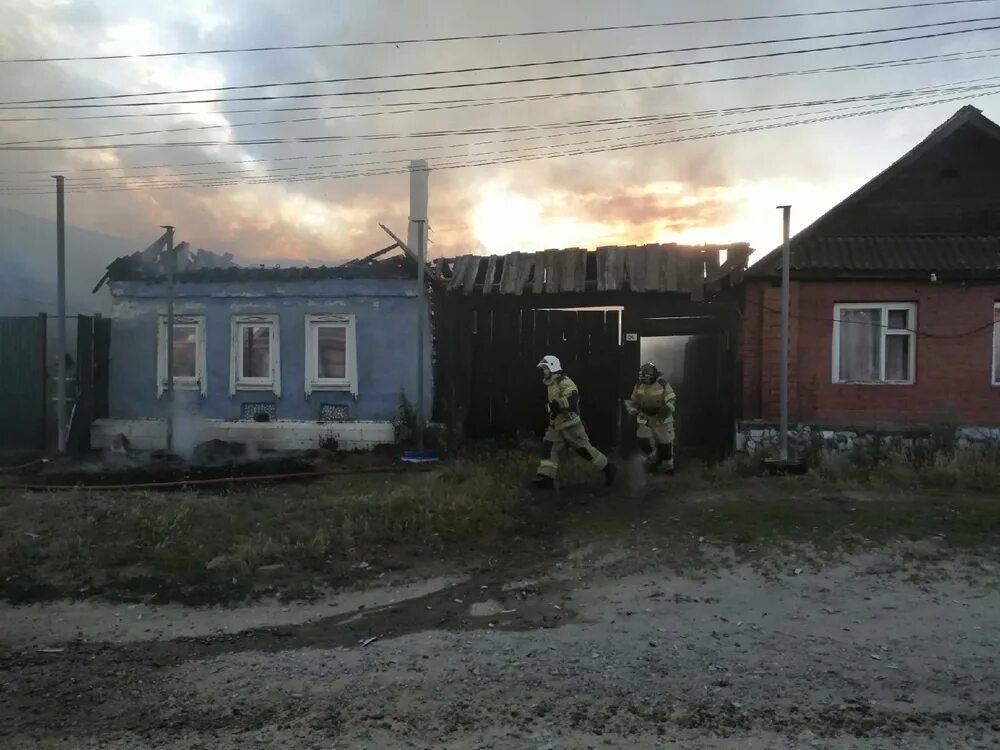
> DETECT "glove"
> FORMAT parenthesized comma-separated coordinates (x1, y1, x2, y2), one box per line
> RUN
(636, 414, 648, 426)
(547, 400, 560, 420)
(661, 402, 676, 417)
(624, 403, 638, 416)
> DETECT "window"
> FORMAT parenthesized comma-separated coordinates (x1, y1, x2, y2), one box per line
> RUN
(157, 315, 206, 396)
(230, 315, 281, 395)
(832, 303, 916, 384)
(305, 313, 358, 397)
(992, 304, 1000, 385)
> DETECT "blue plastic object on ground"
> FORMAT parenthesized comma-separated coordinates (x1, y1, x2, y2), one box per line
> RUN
(402, 450, 439, 463)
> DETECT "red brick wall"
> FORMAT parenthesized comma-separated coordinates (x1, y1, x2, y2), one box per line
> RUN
(742, 279, 1000, 425)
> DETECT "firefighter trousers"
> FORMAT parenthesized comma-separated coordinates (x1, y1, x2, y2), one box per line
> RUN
(536, 422, 608, 479)
(637, 414, 675, 470)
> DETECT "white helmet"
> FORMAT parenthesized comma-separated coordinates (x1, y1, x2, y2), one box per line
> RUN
(537, 355, 562, 373)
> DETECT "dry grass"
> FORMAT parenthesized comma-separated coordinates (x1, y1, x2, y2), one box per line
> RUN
(701, 444, 1000, 493)
(3, 446, 1000, 606)
(0, 453, 535, 605)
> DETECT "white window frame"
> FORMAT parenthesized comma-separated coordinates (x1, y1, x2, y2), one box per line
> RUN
(157, 315, 207, 397)
(230, 314, 281, 396)
(304, 313, 358, 398)
(832, 302, 917, 385)
(992, 303, 1000, 386)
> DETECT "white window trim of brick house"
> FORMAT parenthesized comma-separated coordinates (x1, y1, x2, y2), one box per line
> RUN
(229, 314, 281, 396)
(304, 313, 358, 398)
(831, 302, 916, 385)
(992, 303, 1000, 386)
(156, 314, 207, 397)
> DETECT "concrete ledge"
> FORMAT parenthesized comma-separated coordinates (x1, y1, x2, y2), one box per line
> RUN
(92, 418, 396, 453)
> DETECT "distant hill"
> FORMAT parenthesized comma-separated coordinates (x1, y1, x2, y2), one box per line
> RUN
(0, 205, 142, 317)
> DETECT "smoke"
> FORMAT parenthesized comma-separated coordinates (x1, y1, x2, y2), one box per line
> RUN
(624, 453, 650, 498)
(168, 391, 208, 461)
(1, 1, 994, 262)
(166, 391, 261, 465)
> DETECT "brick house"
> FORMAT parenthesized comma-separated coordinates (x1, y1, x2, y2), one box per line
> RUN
(740, 105, 1000, 450)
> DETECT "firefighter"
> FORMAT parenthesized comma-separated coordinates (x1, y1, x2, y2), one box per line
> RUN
(533, 355, 617, 490)
(624, 362, 677, 474)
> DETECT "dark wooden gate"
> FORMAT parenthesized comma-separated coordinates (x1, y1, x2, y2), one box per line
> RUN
(0, 315, 47, 451)
(438, 305, 621, 446)
(67, 315, 111, 453)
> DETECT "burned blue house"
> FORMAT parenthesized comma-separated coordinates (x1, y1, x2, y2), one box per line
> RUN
(91, 236, 432, 453)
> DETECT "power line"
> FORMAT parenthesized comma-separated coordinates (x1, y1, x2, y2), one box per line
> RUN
(750, 300, 998, 340)
(2, 0, 994, 64)
(3, 45, 997, 130)
(4, 24, 1000, 112)
(4, 90, 996, 196)
(1, 76, 997, 162)
(7, 78, 1000, 155)
(5, 16, 997, 107)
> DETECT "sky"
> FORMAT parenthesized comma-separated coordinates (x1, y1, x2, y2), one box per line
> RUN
(1, 0, 999, 266)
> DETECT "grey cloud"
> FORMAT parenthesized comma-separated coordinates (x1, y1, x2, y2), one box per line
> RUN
(1, 0, 999, 264)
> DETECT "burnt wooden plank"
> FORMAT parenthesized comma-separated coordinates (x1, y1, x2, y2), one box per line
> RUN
(690, 252, 705, 302)
(449, 301, 476, 439)
(704, 249, 722, 294)
(433, 258, 447, 280)
(447, 256, 468, 293)
(624, 246, 647, 293)
(597, 246, 625, 291)
(499, 252, 521, 294)
(674, 251, 692, 293)
(575, 310, 608, 445)
(468, 307, 493, 437)
(482, 255, 498, 295)
(645, 246, 666, 293)
(486, 307, 504, 435)
(531, 309, 552, 434)
(460, 256, 481, 295)
(530, 253, 546, 295)
(518, 308, 540, 435)
(518, 253, 543, 294)
(560, 248, 586, 292)
(543, 249, 562, 294)
(512, 253, 531, 296)
(664, 246, 680, 292)
(596, 247, 610, 291)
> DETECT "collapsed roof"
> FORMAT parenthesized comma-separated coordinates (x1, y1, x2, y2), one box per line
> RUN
(93, 230, 427, 291)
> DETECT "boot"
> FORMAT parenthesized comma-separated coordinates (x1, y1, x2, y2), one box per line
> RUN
(532, 474, 555, 490)
(659, 443, 675, 476)
(603, 462, 618, 487)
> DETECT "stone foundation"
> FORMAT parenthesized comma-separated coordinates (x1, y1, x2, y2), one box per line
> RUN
(736, 421, 1000, 457)
(91, 418, 396, 454)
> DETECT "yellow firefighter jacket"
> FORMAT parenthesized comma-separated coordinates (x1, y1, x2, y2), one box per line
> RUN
(545, 375, 582, 430)
(626, 378, 676, 419)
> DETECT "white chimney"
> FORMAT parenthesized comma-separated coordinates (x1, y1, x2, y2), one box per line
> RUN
(407, 159, 429, 254)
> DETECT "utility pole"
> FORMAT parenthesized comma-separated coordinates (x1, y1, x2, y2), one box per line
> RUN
(53, 175, 67, 453)
(162, 225, 175, 454)
(415, 218, 426, 453)
(408, 159, 430, 454)
(777, 205, 792, 463)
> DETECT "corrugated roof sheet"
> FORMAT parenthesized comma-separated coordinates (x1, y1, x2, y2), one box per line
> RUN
(440, 243, 752, 296)
(765, 235, 1000, 274)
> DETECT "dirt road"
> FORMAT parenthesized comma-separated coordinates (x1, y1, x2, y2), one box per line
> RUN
(3, 524, 1000, 749)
